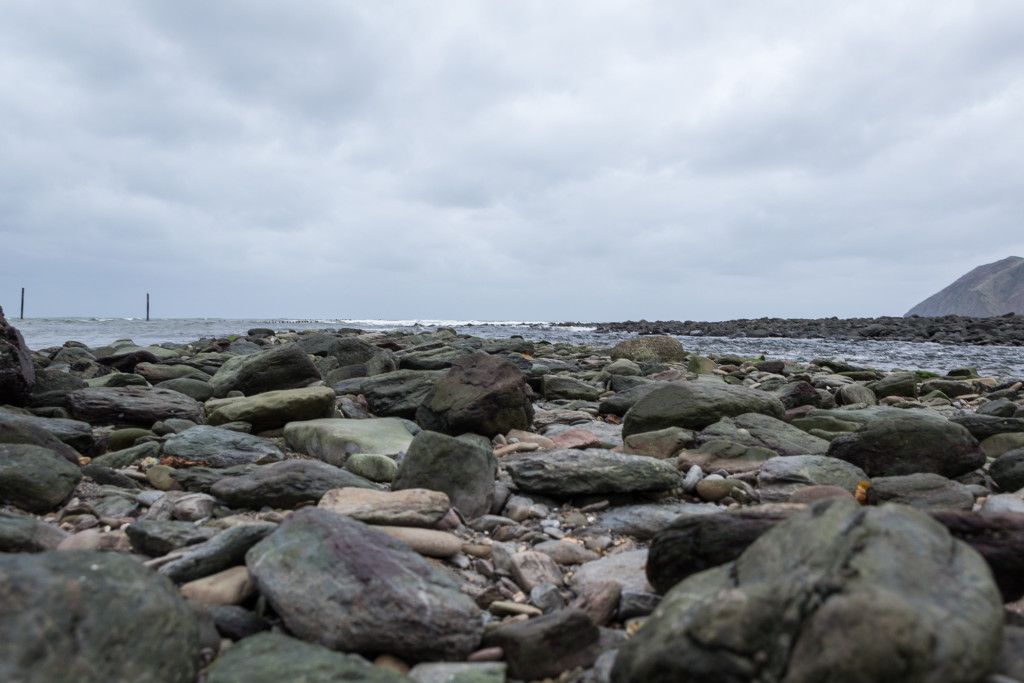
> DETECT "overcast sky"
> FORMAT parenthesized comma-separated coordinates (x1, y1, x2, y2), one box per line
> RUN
(2, 1, 1023, 322)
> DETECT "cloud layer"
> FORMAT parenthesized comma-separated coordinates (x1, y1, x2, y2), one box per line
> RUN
(3, 1, 1023, 321)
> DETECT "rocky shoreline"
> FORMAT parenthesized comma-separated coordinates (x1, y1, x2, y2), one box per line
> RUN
(3, 306, 1024, 682)
(568, 313, 1024, 346)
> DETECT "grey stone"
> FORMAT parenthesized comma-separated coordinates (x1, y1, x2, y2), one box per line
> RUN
(867, 473, 975, 511)
(610, 336, 686, 363)
(0, 551, 200, 683)
(992, 448, 1024, 492)
(67, 386, 204, 428)
(595, 502, 718, 540)
(209, 342, 321, 398)
(158, 523, 277, 584)
(623, 381, 786, 437)
(205, 386, 337, 433)
(697, 413, 830, 457)
(408, 662, 506, 683)
(0, 407, 83, 464)
(504, 449, 681, 496)
(246, 508, 484, 661)
(211, 459, 377, 509)
(163, 425, 285, 468)
(283, 417, 414, 467)
(0, 510, 68, 552)
(0, 443, 82, 512)
(757, 455, 869, 503)
(125, 519, 219, 556)
(416, 353, 534, 438)
(828, 408, 986, 478)
(612, 498, 1003, 683)
(481, 608, 601, 681)
(205, 632, 411, 683)
(157, 377, 215, 402)
(392, 430, 497, 519)
(334, 370, 445, 420)
(0, 309, 35, 406)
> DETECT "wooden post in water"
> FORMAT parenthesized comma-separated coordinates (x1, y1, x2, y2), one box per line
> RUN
(20, 288, 24, 319)
(146, 293, 150, 321)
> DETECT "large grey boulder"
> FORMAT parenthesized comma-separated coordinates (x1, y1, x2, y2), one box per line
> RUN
(209, 342, 321, 398)
(162, 425, 285, 468)
(0, 551, 201, 683)
(613, 498, 1003, 683)
(392, 430, 497, 519)
(0, 307, 35, 406)
(623, 381, 785, 437)
(205, 632, 412, 683)
(67, 386, 204, 428)
(0, 444, 82, 512)
(0, 408, 84, 464)
(990, 447, 1024, 492)
(0, 510, 68, 552)
(246, 508, 484, 661)
(866, 473, 975, 511)
(416, 352, 533, 438)
(205, 386, 336, 433)
(756, 455, 868, 503)
(827, 408, 985, 478)
(503, 449, 680, 496)
(283, 417, 415, 467)
(334, 370, 444, 420)
(696, 413, 830, 457)
(211, 459, 377, 509)
(297, 333, 396, 378)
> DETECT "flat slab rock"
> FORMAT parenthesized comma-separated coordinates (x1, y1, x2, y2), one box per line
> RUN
(503, 449, 681, 496)
(318, 487, 450, 527)
(67, 386, 205, 427)
(245, 507, 484, 661)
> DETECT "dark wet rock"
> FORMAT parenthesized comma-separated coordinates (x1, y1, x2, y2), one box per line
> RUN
(205, 386, 337, 433)
(756, 455, 868, 503)
(0, 510, 68, 552)
(481, 608, 601, 681)
(0, 308, 35, 406)
(297, 333, 396, 376)
(125, 519, 220, 556)
(0, 443, 82, 512)
(571, 548, 651, 594)
(80, 463, 141, 489)
(695, 413, 830, 457)
(169, 463, 261, 494)
(205, 632, 411, 683)
(827, 408, 985, 478)
(978, 398, 1021, 417)
(835, 382, 878, 406)
(594, 502, 717, 540)
(991, 447, 1024, 492)
(246, 508, 484, 661)
(0, 551, 201, 683)
(646, 505, 803, 594)
(27, 367, 87, 407)
(610, 336, 687, 363)
(622, 381, 786, 437)
(676, 440, 779, 475)
(158, 523, 277, 584)
(67, 386, 204, 428)
(211, 459, 377, 509)
(0, 408, 82, 464)
(162, 425, 285, 468)
(283, 417, 414, 467)
(416, 353, 533, 438)
(134, 362, 210, 384)
(89, 440, 160, 469)
(157, 377, 216, 402)
(867, 371, 919, 399)
(542, 374, 602, 401)
(614, 498, 1003, 683)
(392, 430, 497, 519)
(334, 369, 444, 420)
(931, 510, 1024, 602)
(866, 473, 975, 511)
(96, 348, 163, 372)
(598, 382, 663, 417)
(206, 604, 270, 641)
(949, 415, 1024, 441)
(208, 342, 321, 398)
(1, 413, 96, 455)
(504, 449, 680, 496)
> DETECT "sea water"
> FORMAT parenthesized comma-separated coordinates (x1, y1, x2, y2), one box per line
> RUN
(11, 317, 1024, 379)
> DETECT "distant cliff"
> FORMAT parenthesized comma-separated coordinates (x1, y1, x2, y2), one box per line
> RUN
(905, 256, 1024, 317)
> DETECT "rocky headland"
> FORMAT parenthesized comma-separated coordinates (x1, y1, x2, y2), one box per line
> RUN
(3, 304, 1024, 682)
(575, 312, 1024, 346)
